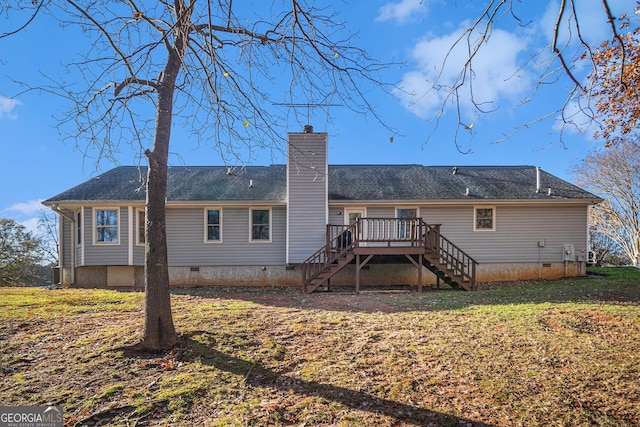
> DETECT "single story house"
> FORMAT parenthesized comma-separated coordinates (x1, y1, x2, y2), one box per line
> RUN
(44, 129, 601, 292)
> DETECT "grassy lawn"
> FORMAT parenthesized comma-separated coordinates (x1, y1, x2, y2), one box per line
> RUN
(0, 267, 638, 426)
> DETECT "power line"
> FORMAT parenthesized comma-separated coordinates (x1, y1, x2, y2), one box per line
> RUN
(272, 103, 342, 125)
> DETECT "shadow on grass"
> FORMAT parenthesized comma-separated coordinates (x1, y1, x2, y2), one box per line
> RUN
(179, 335, 496, 427)
(170, 270, 640, 314)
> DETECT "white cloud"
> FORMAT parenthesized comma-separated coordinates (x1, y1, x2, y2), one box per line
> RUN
(394, 23, 532, 120)
(552, 101, 598, 137)
(19, 217, 41, 235)
(2, 200, 47, 236)
(4, 200, 44, 216)
(376, 0, 428, 24)
(0, 96, 21, 120)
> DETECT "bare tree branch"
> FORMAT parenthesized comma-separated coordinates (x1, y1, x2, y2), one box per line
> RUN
(415, 0, 632, 148)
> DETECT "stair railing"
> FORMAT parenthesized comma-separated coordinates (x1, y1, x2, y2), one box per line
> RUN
(423, 223, 478, 289)
(301, 219, 478, 291)
(301, 223, 357, 287)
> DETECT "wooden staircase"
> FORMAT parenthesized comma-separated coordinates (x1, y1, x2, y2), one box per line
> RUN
(422, 257, 472, 290)
(301, 219, 477, 293)
(302, 224, 357, 294)
(421, 223, 476, 291)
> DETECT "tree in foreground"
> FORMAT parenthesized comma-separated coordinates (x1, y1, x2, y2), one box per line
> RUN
(1, 1, 389, 350)
(0, 218, 47, 287)
(573, 138, 640, 268)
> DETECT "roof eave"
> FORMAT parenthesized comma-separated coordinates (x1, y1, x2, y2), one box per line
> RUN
(328, 198, 602, 206)
(43, 199, 288, 208)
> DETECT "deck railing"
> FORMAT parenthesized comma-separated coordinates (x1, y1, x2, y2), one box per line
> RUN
(302, 218, 478, 290)
(356, 217, 425, 246)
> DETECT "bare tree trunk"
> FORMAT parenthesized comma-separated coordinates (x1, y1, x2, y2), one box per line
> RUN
(139, 46, 182, 352)
(2, 0, 391, 348)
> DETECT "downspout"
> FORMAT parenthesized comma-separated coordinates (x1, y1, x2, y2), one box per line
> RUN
(51, 204, 75, 285)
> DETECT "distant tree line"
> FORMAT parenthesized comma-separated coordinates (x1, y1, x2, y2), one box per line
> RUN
(0, 216, 58, 287)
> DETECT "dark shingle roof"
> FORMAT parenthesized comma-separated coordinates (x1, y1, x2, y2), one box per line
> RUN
(45, 166, 287, 202)
(327, 165, 598, 200)
(45, 164, 599, 203)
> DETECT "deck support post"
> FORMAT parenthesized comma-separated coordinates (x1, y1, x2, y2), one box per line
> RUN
(355, 255, 361, 294)
(418, 254, 423, 293)
(405, 254, 423, 293)
(355, 254, 375, 294)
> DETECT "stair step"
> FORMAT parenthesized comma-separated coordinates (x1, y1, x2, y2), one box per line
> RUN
(304, 252, 355, 293)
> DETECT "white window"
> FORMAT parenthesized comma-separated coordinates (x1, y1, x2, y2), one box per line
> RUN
(205, 208, 222, 242)
(94, 208, 119, 244)
(76, 210, 82, 245)
(250, 208, 271, 242)
(396, 207, 418, 239)
(137, 209, 146, 245)
(474, 206, 495, 231)
(396, 207, 417, 219)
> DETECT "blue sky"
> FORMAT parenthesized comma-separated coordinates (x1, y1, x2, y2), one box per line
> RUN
(0, 0, 633, 233)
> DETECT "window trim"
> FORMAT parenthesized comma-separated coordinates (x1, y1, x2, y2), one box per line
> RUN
(93, 207, 120, 245)
(76, 209, 82, 246)
(395, 206, 419, 219)
(204, 207, 223, 243)
(249, 207, 272, 243)
(344, 207, 366, 226)
(395, 206, 419, 239)
(474, 206, 496, 231)
(136, 209, 146, 246)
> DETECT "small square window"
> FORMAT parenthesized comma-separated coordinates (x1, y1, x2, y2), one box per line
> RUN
(474, 207, 495, 231)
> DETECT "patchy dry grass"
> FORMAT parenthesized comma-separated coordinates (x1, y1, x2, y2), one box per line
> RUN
(0, 268, 638, 426)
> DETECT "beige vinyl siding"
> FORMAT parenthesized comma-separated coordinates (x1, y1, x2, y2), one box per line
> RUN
(421, 204, 588, 263)
(328, 209, 342, 225)
(75, 208, 83, 266)
(328, 207, 394, 224)
(287, 132, 328, 263)
(133, 244, 145, 265)
(166, 207, 286, 266)
(60, 215, 72, 268)
(82, 207, 129, 265)
(329, 203, 588, 264)
(77, 209, 88, 267)
(133, 209, 145, 265)
(366, 207, 395, 218)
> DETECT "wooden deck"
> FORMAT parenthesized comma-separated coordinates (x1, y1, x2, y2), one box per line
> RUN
(301, 218, 478, 294)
